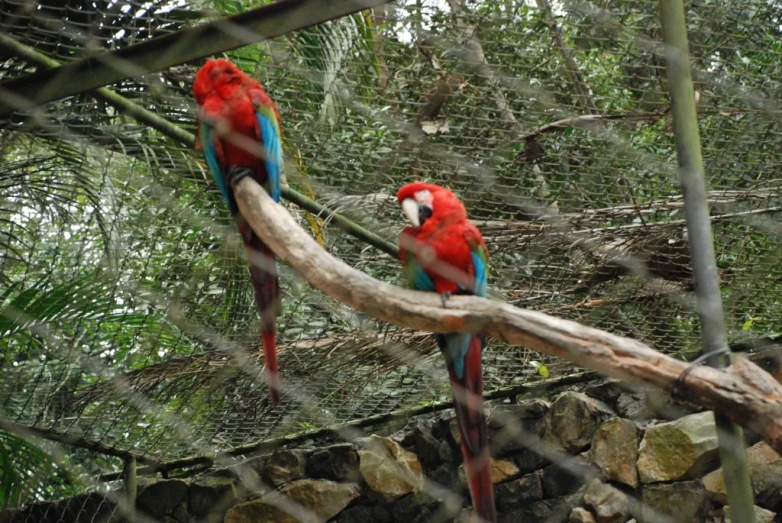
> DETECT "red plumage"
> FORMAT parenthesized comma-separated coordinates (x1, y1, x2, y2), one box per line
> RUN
(194, 60, 282, 169)
(453, 336, 495, 523)
(193, 59, 282, 406)
(397, 182, 486, 295)
(397, 183, 496, 522)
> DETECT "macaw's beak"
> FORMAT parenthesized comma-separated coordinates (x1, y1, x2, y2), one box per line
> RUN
(402, 198, 433, 227)
(402, 198, 421, 227)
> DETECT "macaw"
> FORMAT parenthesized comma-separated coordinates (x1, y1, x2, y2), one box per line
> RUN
(193, 58, 283, 406)
(397, 182, 496, 522)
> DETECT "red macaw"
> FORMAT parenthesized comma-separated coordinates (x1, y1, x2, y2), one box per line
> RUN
(397, 182, 496, 522)
(193, 58, 283, 406)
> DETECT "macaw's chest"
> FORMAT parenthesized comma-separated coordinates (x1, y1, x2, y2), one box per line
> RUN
(213, 95, 262, 168)
(411, 225, 476, 293)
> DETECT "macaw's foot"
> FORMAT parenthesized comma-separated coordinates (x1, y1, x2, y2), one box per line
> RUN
(440, 291, 452, 308)
(687, 347, 731, 366)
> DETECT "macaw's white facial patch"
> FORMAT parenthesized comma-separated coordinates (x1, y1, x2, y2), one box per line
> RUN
(402, 198, 420, 227)
(414, 189, 433, 207)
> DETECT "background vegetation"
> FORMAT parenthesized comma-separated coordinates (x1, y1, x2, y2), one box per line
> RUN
(0, 0, 780, 506)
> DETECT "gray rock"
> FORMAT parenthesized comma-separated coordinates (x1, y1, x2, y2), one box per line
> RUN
(495, 471, 543, 512)
(389, 491, 445, 523)
(590, 417, 639, 488)
(637, 411, 720, 483)
(170, 501, 189, 523)
(514, 443, 550, 473)
(429, 463, 458, 489)
(616, 392, 656, 424)
(541, 455, 599, 498)
(438, 440, 455, 463)
(137, 479, 188, 518)
(489, 399, 550, 428)
(490, 412, 548, 456)
(357, 435, 423, 500)
(263, 449, 309, 487)
(547, 392, 615, 453)
(412, 420, 442, 467)
(643, 389, 703, 421)
(640, 480, 708, 523)
(306, 443, 360, 482)
(187, 477, 240, 518)
(583, 479, 628, 522)
(703, 441, 782, 511)
(583, 380, 626, 407)
(336, 505, 392, 523)
(569, 507, 597, 523)
(499, 493, 584, 523)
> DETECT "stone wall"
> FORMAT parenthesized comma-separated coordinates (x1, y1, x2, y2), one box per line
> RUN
(2, 379, 781, 523)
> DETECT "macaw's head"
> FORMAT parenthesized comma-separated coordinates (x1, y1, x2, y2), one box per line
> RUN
(193, 58, 245, 104)
(397, 182, 467, 228)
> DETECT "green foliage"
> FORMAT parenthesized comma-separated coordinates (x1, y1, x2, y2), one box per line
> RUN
(1, 0, 781, 505)
(0, 431, 77, 509)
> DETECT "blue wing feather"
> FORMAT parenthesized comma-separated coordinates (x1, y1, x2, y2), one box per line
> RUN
(256, 110, 282, 203)
(403, 252, 437, 293)
(412, 263, 437, 292)
(444, 332, 472, 379)
(446, 249, 488, 379)
(406, 243, 486, 380)
(471, 251, 488, 298)
(201, 123, 231, 204)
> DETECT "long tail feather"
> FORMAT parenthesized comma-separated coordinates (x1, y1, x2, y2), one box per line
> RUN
(239, 219, 282, 406)
(447, 335, 496, 523)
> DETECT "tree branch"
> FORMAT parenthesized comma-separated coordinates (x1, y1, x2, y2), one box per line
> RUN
(234, 177, 782, 454)
(0, 419, 158, 466)
(535, 0, 598, 114)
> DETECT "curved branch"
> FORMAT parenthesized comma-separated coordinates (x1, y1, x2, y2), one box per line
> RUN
(234, 177, 782, 453)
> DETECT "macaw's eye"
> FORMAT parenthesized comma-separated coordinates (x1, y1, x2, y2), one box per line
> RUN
(419, 205, 433, 225)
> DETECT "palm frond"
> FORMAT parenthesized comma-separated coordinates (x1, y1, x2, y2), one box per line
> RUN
(291, 12, 379, 127)
(0, 139, 112, 267)
(0, 430, 77, 509)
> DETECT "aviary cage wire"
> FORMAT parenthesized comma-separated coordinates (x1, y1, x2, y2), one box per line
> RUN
(0, 0, 780, 508)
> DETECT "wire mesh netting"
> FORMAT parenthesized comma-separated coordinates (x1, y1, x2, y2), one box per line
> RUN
(0, 0, 781, 511)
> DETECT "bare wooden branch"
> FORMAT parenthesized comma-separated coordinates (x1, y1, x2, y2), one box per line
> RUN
(234, 177, 782, 454)
(0, 0, 395, 116)
(516, 108, 763, 143)
(0, 419, 157, 466)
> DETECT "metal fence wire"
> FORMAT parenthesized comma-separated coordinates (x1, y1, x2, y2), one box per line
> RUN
(0, 0, 781, 511)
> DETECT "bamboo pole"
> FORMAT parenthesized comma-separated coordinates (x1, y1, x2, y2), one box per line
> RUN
(0, 33, 398, 260)
(0, 0, 394, 116)
(123, 456, 137, 523)
(658, 0, 756, 520)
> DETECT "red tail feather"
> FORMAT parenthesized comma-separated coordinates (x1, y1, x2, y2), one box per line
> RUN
(239, 220, 282, 406)
(450, 336, 496, 522)
(262, 330, 280, 406)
